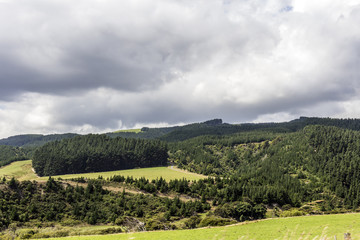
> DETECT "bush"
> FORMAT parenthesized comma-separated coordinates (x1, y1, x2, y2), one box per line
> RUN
(18, 229, 38, 239)
(115, 217, 125, 225)
(198, 216, 236, 227)
(184, 215, 201, 229)
(280, 209, 305, 217)
(98, 227, 122, 235)
(53, 230, 70, 238)
(32, 233, 51, 239)
(214, 201, 266, 221)
(146, 220, 166, 231)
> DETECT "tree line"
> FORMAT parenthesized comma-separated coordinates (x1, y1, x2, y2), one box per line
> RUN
(32, 134, 168, 176)
(0, 146, 31, 167)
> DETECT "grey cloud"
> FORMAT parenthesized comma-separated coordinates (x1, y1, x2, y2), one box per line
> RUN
(0, 0, 263, 101)
(48, 79, 354, 132)
(1, 0, 360, 138)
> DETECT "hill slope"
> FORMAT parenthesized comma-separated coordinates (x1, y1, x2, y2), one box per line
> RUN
(109, 117, 360, 142)
(2, 117, 360, 147)
(169, 125, 360, 209)
(30, 213, 360, 240)
(3, 118, 360, 238)
(0, 145, 30, 167)
(0, 133, 79, 147)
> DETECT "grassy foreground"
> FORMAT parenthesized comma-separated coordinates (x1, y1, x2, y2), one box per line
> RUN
(40, 213, 360, 240)
(0, 161, 206, 181)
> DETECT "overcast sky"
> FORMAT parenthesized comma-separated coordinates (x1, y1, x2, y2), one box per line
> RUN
(0, 0, 359, 138)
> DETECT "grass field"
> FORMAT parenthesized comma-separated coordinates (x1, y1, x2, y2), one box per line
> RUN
(39, 166, 206, 182)
(0, 160, 37, 181)
(113, 129, 142, 133)
(39, 213, 360, 240)
(0, 161, 206, 182)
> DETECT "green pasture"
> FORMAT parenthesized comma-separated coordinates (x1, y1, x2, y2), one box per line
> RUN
(0, 161, 206, 182)
(39, 213, 360, 240)
(41, 166, 206, 182)
(113, 129, 142, 133)
(0, 160, 37, 181)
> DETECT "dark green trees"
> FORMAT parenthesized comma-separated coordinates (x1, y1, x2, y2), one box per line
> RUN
(32, 135, 168, 176)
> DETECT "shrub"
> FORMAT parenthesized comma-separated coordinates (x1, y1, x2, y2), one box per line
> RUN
(280, 209, 305, 217)
(198, 216, 236, 227)
(98, 227, 122, 234)
(184, 215, 201, 229)
(146, 220, 165, 231)
(18, 229, 38, 239)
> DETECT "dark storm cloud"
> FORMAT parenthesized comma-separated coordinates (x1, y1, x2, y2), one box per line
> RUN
(0, 28, 173, 99)
(0, 0, 255, 100)
(0, 0, 200, 99)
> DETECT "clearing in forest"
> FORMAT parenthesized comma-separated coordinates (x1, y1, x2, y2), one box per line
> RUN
(0, 160, 206, 182)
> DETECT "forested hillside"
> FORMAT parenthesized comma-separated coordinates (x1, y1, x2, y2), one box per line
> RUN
(109, 117, 360, 142)
(0, 133, 79, 147)
(2, 117, 360, 147)
(160, 117, 360, 142)
(107, 126, 178, 139)
(27, 119, 360, 209)
(169, 125, 360, 210)
(32, 134, 168, 176)
(0, 178, 212, 232)
(31, 123, 360, 210)
(0, 176, 268, 239)
(0, 146, 32, 167)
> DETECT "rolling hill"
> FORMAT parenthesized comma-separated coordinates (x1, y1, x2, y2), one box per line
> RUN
(2, 117, 360, 239)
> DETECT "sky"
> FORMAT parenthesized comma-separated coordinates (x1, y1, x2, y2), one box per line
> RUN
(0, 0, 360, 138)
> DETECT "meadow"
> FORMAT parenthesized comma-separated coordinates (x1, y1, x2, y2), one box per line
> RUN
(0, 160, 206, 182)
(40, 213, 360, 240)
(0, 160, 37, 181)
(113, 129, 142, 133)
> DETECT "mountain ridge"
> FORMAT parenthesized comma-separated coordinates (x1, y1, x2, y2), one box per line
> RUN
(3, 117, 360, 147)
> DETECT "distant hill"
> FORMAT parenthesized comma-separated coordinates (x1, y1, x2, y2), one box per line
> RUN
(0, 133, 79, 147)
(158, 117, 360, 142)
(106, 126, 177, 139)
(3, 117, 360, 147)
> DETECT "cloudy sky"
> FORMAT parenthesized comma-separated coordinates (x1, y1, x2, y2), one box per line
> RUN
(0, 0, 359, 138)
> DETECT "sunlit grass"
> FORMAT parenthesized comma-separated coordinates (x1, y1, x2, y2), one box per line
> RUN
(0, 160, 206, 182)
(0, 160, 37, 181)
(41, 213, 360, 240)
(113, 129, 142, 133)
(42, 166, 206, 182)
